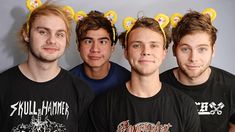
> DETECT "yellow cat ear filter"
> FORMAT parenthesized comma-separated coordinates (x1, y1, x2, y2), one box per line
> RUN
(154, 13, 169, 29)
(104, 10, 118, 25)
(202, 8, 217, 22)
(26, 0, 42, 12)
(123, 17, 136, 31)
(63, 6, 75, 20)
(74, 11, 87, 22)
(170, 13, 183, 28)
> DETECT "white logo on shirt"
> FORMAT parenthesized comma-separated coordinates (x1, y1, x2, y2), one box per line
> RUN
(196, 102, 224, 115)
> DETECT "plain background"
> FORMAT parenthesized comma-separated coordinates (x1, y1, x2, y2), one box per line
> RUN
(0, 0, 234, 74)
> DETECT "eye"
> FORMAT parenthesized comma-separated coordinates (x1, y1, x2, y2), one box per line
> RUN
(132, 43, 141, 49)
(83, 39, 93, 44)
(198, 47, 208, 53)
(180, 47, 190, 53)
(150, 43, 159, 48)
(100, 39, 108, 45)
(38, 29, 48, 36)
(56, 32, 65, 38)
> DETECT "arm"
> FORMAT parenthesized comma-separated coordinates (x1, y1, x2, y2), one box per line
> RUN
(230, 114, 235, 132)
(229, 123, 235, 132)
(184, 98, 201, 132)
(89, 95, 109, 132)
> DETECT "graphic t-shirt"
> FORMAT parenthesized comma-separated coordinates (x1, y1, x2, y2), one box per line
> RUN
(89, 83, 201, 132)
(0, 66, 94, 131)
(160, 66, 235, 132)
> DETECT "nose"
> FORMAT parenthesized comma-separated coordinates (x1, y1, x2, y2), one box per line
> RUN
(47, 34, 56, 45)
(141, 45, 150, 56)
(189, 50, 197, 62)
(90, 41, 100, 53)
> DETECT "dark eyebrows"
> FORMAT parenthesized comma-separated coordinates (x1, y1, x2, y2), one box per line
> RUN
(81, 37, 110, 41)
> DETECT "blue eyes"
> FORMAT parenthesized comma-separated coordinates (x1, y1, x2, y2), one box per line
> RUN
(180, 47, 208, 53)
(37, 29, 65, 39)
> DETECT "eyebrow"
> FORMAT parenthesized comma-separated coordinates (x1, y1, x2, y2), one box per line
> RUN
(82, 37, 110, 40)
(179, 43, 210, 47)
(35, 26, 66, 33)
(130, 40, 161, 44)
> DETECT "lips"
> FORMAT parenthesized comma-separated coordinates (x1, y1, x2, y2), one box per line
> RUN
(88, 55, 101, 60)
(43, 47, 59, 53)
(139, 59, 155, 63)
(186, 65, 200, 70)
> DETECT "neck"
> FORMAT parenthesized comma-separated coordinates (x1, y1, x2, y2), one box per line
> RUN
(126, 71, 161, 98)
(83, 62, 110, 80)
(19, 59, 60, 82)
(174, 67, 211, 86)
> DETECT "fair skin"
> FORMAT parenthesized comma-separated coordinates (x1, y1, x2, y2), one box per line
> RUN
(173, 31, 215, 85)
(78, 28, 115, 79)
(20, 14, 67, 82)
(173, 31, 235, 131)
(125, 27, 167, 98)
(230, 124, 235, 132)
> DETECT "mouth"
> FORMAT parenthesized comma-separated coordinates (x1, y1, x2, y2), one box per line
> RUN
(88, 56, 101, 60)
(186, 65, 200, 70)
(43, 47, 59, 53)
(139, 59, 155, 63)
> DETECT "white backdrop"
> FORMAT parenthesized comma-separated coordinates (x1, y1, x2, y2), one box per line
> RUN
(0, 0, 234, 74)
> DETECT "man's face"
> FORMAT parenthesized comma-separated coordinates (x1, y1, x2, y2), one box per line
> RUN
(25, 14, 67, 63)
(125, 27, 167, 76)
(174, 32, 215, 79)
(78, 28, 114, 68)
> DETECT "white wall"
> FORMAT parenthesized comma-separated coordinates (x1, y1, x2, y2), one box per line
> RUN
(0, 0, 234, 74)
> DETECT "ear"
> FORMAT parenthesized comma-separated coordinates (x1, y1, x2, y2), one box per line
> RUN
(124, 48, 128, 60)
(111, 45, 115, 53)
(172, 44, 176, 56)
(212, 43, 216, 57)
(23, 29, 29, 43)
(77, 42, 81, 52)
(163, 48, 168, 60)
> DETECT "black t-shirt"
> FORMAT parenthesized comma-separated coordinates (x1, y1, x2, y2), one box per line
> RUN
(89, 83, 201, 132)
(160, 66, 235, 132)
(0, 66, 94, 131)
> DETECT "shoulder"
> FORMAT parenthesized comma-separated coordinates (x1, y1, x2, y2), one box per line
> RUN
(211, 66, 235, 82)
(160, 68, 176, 79)
(0, 66, 18, 81)
(162, 83, 195, 105)
(93, 84, 125, 104)
(110, 62, 130, 72)
(69, 64, 83, 75)
(61, 69, 95, 98)
(160, 68, 177, 83)
(110, 62, 130, 78)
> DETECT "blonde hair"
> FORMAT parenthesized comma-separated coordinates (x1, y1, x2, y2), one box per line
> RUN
(19, 1, 73, 50)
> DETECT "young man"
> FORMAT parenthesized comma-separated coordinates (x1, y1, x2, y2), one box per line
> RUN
(70, 10, 130, 95)
(0, 2, 94, 131)
(160, 11, 235, 132)
(89, 17, 201, 132)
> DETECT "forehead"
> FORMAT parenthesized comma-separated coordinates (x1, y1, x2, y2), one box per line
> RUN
(128, 27, 164, 42)
(85, 28, 110, 38)
(179, 32, 211, 47)
(32, 14, 66, 31)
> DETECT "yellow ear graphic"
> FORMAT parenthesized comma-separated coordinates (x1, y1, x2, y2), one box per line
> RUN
(63, 6, 75, 20)
(123, 17, 136, 31)
(170, 13, 183, 28)
(202, 8, 217, 22)
(104, 10, 118, 25)
(154, 13, 169, 29)
(26, 0, 42, 12)
(74, 11, 87, 22)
